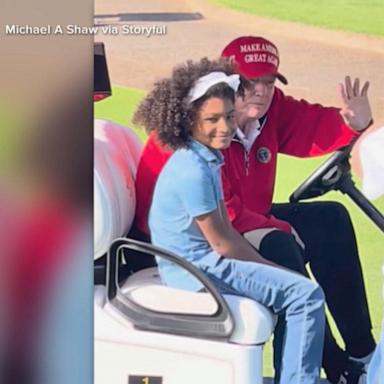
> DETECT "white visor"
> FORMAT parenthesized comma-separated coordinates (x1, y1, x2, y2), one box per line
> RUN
(187, 71, 240, 104)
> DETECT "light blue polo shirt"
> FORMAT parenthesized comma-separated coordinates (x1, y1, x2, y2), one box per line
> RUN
(149, 139, 224, 292)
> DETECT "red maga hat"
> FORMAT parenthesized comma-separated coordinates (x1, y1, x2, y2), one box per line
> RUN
(221, 36, 288, 85)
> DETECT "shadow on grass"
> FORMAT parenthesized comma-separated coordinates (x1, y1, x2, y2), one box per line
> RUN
(94, 12, 203, 24)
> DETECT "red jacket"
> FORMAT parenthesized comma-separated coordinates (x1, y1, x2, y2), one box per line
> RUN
(135, 87, 358, 235)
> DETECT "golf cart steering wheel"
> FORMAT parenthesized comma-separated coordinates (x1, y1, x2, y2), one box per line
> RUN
(289, 144, 353, 203)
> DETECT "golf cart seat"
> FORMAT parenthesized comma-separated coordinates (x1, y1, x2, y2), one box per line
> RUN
(94, 122, 276, 384)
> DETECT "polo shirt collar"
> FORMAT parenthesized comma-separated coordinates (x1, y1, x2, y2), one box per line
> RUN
(188, 139, 224, 165)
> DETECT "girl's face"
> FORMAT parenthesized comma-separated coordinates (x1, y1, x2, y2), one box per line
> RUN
(191, 97, 236, 150)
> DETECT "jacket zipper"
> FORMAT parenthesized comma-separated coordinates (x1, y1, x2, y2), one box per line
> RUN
(232, 138, 250, 176)
(244, 150, 250, 176)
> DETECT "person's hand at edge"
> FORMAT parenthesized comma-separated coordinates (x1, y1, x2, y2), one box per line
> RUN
(338, 76, 373, 131)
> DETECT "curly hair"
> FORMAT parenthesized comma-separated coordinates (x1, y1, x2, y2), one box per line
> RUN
(133, 57, 237, 150)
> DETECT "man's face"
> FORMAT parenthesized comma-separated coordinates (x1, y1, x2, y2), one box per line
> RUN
(235, 75, 276, 129)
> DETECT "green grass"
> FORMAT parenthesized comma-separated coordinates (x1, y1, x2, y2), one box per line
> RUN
(209, 0, 384, 36)
(94, 86, 146, 141)
(97, 86, 384, 378)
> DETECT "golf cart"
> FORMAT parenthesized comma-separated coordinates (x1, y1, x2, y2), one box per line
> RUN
(93, 42, 383, 384)
(95, 137, 384, 384)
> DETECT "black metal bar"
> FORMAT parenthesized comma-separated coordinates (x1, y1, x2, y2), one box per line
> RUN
(339, 178, 384, 232)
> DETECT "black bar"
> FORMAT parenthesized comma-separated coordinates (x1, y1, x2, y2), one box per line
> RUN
(339, 179, 384, 232)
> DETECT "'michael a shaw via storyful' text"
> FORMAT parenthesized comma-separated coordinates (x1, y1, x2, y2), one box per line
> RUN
(5, 24, 167, 36)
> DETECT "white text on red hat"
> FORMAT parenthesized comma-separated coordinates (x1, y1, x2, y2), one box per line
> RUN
(244, 53, 278, 67)
(240, 43, 278, 56)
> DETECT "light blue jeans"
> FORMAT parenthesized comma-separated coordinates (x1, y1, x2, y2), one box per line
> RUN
(368, 327, 384, 384)
(200, 257, 326, 384)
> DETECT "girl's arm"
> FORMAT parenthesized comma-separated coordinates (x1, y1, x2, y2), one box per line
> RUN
(195, 201, 280, 268)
